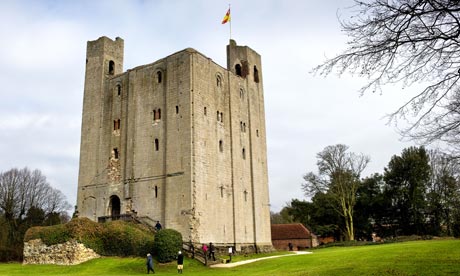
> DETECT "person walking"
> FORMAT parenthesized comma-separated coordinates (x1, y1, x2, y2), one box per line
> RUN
(189, 240, 195, 259)
(202, 243, 208, 266)
(155, 221, 162, 231)
(209, 242, 216, 261)
(228, 246, 233, 262)
(146, 253, 155, 274)
(177, 251, 184, 274)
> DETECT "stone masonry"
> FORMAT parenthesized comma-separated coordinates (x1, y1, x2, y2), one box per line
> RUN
(76, 36, 272, 252)
(23, 239, 99, 265)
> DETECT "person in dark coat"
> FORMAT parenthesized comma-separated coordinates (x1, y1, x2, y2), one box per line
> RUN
(177, 251, 184, 274)
(155, 221, 162, 230)
(146, 253, 155, 274)
(209, 242, 216, 261)
(189, 240, 195, 259)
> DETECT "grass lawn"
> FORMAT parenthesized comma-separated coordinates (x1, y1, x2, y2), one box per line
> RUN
(1, 239, 459, 275)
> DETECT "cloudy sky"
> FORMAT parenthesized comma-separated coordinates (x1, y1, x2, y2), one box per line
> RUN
(0, 0, 418, 212)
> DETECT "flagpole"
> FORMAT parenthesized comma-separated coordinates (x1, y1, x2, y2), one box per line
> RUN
(229, 4, 232, 40)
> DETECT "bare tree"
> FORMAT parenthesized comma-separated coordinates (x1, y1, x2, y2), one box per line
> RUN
(0, 167, 71, 245)
(302, 144, 370, 240)
(314, 0, 460, 152)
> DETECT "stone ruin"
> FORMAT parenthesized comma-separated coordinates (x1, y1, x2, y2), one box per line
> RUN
(23, 239, 99, 265)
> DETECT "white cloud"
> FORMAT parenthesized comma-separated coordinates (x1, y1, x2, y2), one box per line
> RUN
(0, 0, 419, 213)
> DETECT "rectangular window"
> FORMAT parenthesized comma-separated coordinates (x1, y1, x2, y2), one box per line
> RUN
(114, 119, 120, 130)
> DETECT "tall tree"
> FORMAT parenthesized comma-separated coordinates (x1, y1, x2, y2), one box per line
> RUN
(427, 149, 460, 235)
(354, 173, 388, 239)
(383, 147, 431, 235)
(314, 1, 460, 153)
(283, 195, 342, 239)
(270, 209, 293, 225)
(0, 167, 71, 253)
(302, 144, 370, 240)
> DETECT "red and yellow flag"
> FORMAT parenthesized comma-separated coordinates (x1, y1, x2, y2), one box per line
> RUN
(222, 8, 231, 24)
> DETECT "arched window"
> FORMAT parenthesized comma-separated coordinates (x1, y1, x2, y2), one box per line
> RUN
(176, 105, 179, 114)
(219, 140, 223, 152)
(113, 148, 119, 159)
(235, 64, 242, 77)
(157, 71, 162, 83)
(242, 148, 246, 159)
(204, 107, 207, 115)
(240, 88, 244, 99)
(155, 139, 159, 151)
(109, 60, 115, 75)
(217, 75, 222, 87)
(155, 186, 158, 198)
(254, 65, 260, 83)
(109, 195, 121, 218)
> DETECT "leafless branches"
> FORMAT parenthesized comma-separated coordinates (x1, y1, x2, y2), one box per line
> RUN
(314, 0, 460, 151)
(0, 167, 71, 221)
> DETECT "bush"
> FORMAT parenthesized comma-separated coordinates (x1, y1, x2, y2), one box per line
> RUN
(153, 229, 182, 263)
(24, 218, 155, 257)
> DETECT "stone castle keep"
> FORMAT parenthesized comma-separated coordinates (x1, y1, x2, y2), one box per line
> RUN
(76, 36, 272, 251)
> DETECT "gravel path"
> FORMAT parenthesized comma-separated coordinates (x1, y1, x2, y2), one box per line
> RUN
(210, 251, 312, 268)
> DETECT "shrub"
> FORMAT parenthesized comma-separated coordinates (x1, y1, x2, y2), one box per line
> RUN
(24, 218, 155, 257)
(153, 229, 182, 263)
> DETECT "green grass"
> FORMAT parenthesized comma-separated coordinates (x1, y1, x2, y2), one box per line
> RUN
(1, 239, 459, 275)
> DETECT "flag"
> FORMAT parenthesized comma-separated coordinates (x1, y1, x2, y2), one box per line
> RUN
(222, 8, 230, 24)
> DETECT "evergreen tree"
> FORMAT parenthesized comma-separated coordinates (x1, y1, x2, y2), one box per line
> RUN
(383, 147, 431, 235)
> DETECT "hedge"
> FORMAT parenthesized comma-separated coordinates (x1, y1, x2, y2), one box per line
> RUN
(24, 218, 155, 257)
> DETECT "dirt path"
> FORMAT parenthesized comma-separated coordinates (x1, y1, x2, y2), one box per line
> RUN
(210, 251, 312, 268)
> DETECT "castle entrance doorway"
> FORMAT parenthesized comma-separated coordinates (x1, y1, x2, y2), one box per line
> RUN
(109, 195, 121, 219)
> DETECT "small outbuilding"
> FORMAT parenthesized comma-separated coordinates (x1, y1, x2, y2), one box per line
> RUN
(271, 223, 318, 251)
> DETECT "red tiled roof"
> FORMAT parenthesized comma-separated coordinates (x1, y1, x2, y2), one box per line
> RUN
(271, 223, 311, 240)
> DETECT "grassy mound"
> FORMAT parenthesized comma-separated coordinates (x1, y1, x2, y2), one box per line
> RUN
(24, 218, 154, 257)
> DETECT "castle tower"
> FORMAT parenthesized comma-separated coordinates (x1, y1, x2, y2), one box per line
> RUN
(76, 37, 272, 252)
(226, 39, 271, 250)
(77, 37, 124, 220)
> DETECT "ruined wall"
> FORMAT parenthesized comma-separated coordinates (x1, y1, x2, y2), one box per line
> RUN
(23, 239, 99, 265)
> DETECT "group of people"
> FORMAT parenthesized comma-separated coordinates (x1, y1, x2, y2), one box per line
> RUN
(201, 242, 217, 261)
(146, 241, 234, 273)
(146, 250, 184, 274)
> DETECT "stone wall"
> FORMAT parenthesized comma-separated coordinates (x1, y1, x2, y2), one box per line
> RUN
(23, 239, 99, 265)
